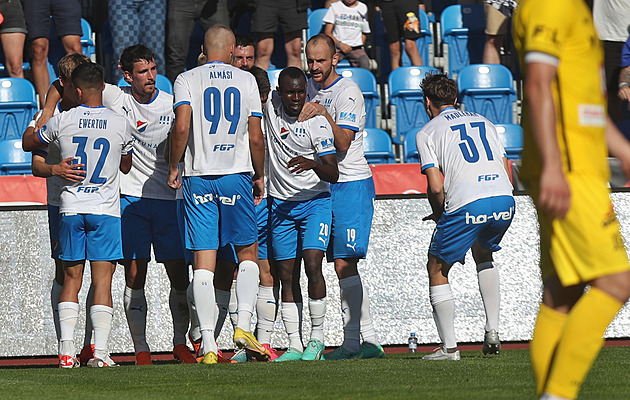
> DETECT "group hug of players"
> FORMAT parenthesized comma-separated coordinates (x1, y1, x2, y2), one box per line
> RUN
(22, 24, 515, 367)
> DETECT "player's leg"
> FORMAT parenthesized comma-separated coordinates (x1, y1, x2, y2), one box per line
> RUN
(471, 243, 501, 355)
(58, 260, 84, 368)
(48, 205, 64, 341)
(213, 258, 236, 339)
(192, 250, 219, 363)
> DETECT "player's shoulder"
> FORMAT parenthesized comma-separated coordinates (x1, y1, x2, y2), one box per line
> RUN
(337, 77, 363, 97)
(356, 2, 368, 13)
(308, 114, 331, 130)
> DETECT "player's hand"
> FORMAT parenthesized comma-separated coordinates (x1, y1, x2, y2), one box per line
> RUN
(287, 156, 317, 174)
(339, 42, 352, 54)
(422, 213, 439, 223)
(618, 85, 630, 102)
(34, 108, 53, 132)
(298, 102, 326, 122)
(167, 168, 181, 190)
(252, 177, 264, 206)
(538, 166, 570, 220)
(53, 157, 86, 182)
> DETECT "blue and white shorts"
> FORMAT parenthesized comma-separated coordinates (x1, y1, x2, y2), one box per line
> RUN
(271, 193, 331, 261)
(328, 177, 375, 260)
(120, 195, 185, 262)
(47, 205, 61, 259)
(176, 199, 194, 264)
(183, 173, 257, 251)
(257, 197, 272, 260)
(58, 214, 123, 262)
(429, 195, 515, 265)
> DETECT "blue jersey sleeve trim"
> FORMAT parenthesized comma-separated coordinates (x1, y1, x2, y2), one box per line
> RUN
(338, 124, 358, 131)
(36, 130, 49, 144)
(319, 150, 336, 157)
(122, 149, 134, 156)
(421, 163, 435, 172)
(251, 111, 263, 118)
(174, 100, 190, 110)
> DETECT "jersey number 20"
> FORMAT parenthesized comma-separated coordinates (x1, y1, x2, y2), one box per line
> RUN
(204, 87, 242, 135)
(72, 136, 110, 184)
(451, 122, 494, 163)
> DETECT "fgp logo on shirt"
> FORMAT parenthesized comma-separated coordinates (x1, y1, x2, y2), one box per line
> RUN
(321, 138, 334, 150)
(213, 144, 235, 152)
(136, 121, 148, 133)
(340, 112, 356, 123)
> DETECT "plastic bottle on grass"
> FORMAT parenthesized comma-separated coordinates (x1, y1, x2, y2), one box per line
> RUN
(408, 332, 418, 353)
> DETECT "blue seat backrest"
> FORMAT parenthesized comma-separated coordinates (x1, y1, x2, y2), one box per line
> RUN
(402, 9, 433, 67)
(0, 78, 38, 141)
(307, 8, 328, 40)
(403, 128, 420, 163)
(0, 139, 32, 175)
(81, 18, 96, 61)
(266, 69, 282, 91)
(457, 64, 516, 124)
(337, 67, 380, 129)
(440, 5, 485, 77)
(118, 74, 173, 95)
(363, 128, 395, 164)
(388, 66, 439, 144)
(495, 123, 523, 160)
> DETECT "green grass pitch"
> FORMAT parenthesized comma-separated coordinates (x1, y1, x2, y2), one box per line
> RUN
(1, 347, 629, 399)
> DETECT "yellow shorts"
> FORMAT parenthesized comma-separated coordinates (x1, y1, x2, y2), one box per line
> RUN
(530, 173, 629, 287)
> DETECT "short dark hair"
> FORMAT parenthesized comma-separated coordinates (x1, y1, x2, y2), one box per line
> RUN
(249, 66, 270, 96)
(306, 34, 336, 58)
(235, 34, 256, 49)
(120, 44, 155, 73)
(421, 73, 457, 107)
(278, 67, 306, 90)
(71, 62, 104, 91)
(58, 53, 91, 83)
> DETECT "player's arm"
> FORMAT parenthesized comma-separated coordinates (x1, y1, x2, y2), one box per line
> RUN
(120, 153, 132, 174)
(22, 124, 47, 151)
(525, 59, 570, 220)
(34, 81, 63, 131)
(287, 153, 339, 183)
(31, 152, 86, 181)
(423, 167, 444, 222)
(618, 65, 630, 102)
(298, 103, 354, 152)
(249, 115, 266, 205)
(324, 23, 352, 54)
(167, 103, 191, 189)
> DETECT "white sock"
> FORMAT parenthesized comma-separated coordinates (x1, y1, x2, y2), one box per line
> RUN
(236, 260, 259, 332)
(83, 284, 94, 347)
(228, 280, 238, 329)
(90, 305, 113, 360)
(123, 286, 150, 353)
(359, 281, 379, 345)
(309, 298, 326, 343)
(50, 280, 62, 341)
(429, 284, 457, 349)
(281, 302, 303, 351)
(477, 261, 500, 332)
(169, 288, 189, 347)
(256, 285, 278, 344)
(193, 269, 217, 354)
(214, 289, 231, 340)
(58, 301, 79, 356)
(339, 276, 362, 352)
(187, 283, 201, 343)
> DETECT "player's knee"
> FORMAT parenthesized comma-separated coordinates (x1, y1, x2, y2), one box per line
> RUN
(30, 41, 49, 60)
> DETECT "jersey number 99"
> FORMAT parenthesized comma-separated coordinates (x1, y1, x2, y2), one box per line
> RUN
(204, 87, 242, 135)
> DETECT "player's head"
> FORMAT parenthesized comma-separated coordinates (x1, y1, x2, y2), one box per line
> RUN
(278, 67, 307, 117)
(58, 53, 91, 86)
(204, 25, 235, 63)
(306, 34, 339, 86)
(249, 66, 271, 107)
(421, 73, 457, 118)
(342, 0, 358, 6)
(71, 62, 104, 100)
(120, 44, 157, 99)
(233, 34, 256, 70)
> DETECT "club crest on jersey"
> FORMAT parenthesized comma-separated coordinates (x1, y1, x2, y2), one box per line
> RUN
(280, 127, 289, 140)
(136, 121, 148, 133)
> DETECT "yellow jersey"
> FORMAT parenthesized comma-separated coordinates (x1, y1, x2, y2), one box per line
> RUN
(512, 0, 609, 183)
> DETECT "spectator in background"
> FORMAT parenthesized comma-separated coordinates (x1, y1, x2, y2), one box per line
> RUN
(376, 0, 423, 70)
(233, 34, 256, 70)
(23, 0, 83, 106)
(482, 0, 518, 65)
(0, 0, 27, 78)
(251, 0, 309, 70)
(324, 0, 373, 70)
(108, 0, 167, 84)
(617, 35, 630, 119)
(166, 0, 229, 82)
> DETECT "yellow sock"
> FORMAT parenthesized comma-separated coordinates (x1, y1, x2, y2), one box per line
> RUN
(546, 288, 623, 399)
(530, 303, 567, 395)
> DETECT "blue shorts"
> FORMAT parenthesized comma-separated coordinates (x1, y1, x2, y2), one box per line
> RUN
(271, 193, 332, 261)
(58, 214, 123, 262)
(47, 205, 60, 259)
(257, 197, 272, 260)
(183, 174, 257, 251)
(328, 177, 375, 260)
(176, 199, 194, 264)
(120, 195, 185, 262)
(429, 195, 515, 265)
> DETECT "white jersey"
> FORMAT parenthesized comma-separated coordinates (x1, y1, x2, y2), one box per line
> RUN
(593, 0, 630, 42)
(38, 105, 134, 217)
(102, 84, 175, 200)
(173, 61, 262, 177)
(323, 1, 370, 47)
(264, 92, 336, 201)
(35, 103, 63, 207)
(416, 107, 513, 213)
(307, 77, 371, 182)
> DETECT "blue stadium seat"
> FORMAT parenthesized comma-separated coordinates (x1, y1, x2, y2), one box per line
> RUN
(403, 128, 420, 163)
(266, 69, 282, 91)
(117, 74, 173, 94)
(0, 139, 32, 175)
(307, 8, 328, 40)
(363, 128, 396, 164)
(81, 18, 96, 62)
(457, 64, 517, 124)
(440, 5, 485, 78)
(337, 67, 380, 129)
(401, 9, 433, 67)
(495, 123, 523, 160)
(387, 66, 439, 144)
(0, 78, 38, 141)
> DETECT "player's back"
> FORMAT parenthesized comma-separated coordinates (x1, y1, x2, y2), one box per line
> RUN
(416, 108, 512, 213)
(42, 105, 133, 217)
(173, 62, 262, 177)
(513, 0, 609, 182)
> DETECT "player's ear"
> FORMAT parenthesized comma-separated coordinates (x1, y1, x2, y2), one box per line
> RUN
(332, 51, 339, 67)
